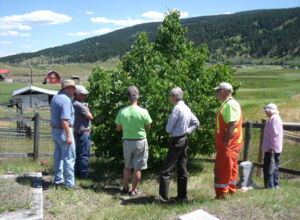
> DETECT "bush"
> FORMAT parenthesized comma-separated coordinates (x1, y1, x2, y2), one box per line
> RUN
(88, 10, 237, 166)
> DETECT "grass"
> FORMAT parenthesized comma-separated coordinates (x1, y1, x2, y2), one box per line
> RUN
(1, 64, 300, 219)
(0, 177, 33, 213)
(1, 158, 299, 219)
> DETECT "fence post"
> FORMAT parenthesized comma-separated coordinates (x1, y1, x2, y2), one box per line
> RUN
(33, 112, 40, 161)
(256, 119, 266, 176)
(243, 121, 252, 161)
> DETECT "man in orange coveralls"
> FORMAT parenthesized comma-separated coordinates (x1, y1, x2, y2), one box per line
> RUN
(214, 82, 243, 199)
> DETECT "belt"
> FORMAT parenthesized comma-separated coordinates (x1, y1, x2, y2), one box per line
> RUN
(75, 129, 90, 134)
(171, 134, 187, 139)
(52, 125, 71, 129)
(123, 138, 145, 141)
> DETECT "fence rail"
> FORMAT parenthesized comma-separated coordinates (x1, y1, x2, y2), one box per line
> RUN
(0, 116, 299, 176)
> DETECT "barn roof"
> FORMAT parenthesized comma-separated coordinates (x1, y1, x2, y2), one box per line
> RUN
(12, 85, 58, 96)
(0, 69, 9, 74)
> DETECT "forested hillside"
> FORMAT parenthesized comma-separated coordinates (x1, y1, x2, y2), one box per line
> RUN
(1, 7, 299, 64)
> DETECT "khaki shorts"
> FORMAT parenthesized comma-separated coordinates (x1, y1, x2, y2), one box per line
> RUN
(123, 139, 148, 171)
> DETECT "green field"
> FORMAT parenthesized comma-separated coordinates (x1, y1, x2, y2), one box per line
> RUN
(1, 63, 300, 219)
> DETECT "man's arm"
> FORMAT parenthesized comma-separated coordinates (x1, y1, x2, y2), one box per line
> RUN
(145, 124, 151, 130)
(85, 112, 93, 120)
(187, 113, 200, 134)
(166, 107, 178, 134)
(224, 121, 237, 146)
(115, 124, 122, 131)
(61, 119, 72, 146)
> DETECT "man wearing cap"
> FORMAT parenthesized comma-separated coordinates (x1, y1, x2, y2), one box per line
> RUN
(262, 103, 283, 189)
(50, 79, 76, 190)
(214, 82, 243, 199)
(159, 87, 200, 203)
(73, 85, 93, 178)
(115, 86, 152, 196)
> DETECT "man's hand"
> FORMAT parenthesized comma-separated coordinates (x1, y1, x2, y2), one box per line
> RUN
(268, 149, 273, 153)
(66, 136, 73, 146)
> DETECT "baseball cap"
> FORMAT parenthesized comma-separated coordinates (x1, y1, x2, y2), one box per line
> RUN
(263, 103, 279, 114)
(61, 79, 75, 90)
(214, 82, 233, 92)
(75, 85, 89, 95)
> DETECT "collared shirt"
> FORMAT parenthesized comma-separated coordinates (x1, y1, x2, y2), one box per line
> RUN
(166, 100, 200, 137)
(73, 99, 91, 132)
(262, 114, 283, 153)
(115, 105, 152, 139)
(50, 91, 74, 127)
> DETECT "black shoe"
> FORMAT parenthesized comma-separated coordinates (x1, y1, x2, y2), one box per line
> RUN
(54, 182, 64, 189)
(121, 188, 129, 195)
(170, 196, 188, 202)
(159, 195, 169, 203)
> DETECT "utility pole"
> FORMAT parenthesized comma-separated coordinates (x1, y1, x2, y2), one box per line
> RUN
(29, 65, 33, 108)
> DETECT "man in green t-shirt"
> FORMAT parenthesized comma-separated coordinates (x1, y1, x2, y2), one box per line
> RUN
(115, 86, 152, 196)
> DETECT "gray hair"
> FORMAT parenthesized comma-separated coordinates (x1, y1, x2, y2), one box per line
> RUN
(127, 86, 140, 101)
(169, 87, 183, 101)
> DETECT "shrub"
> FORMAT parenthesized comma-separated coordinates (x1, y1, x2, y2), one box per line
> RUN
(88, 10, 237, 166)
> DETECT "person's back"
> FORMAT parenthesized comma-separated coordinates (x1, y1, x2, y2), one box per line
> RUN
(116, 105, 151, 139)
(115, 86, 152, 196)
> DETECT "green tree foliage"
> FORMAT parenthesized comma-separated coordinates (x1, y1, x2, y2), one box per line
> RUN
(88, 10, 236, 165)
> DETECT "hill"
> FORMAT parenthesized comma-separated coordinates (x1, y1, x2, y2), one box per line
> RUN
(0, 7, 300, 64)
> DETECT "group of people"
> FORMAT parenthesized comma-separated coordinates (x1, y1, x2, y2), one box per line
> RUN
(50, 79, 93, 190)
(50, 79, 283, 201)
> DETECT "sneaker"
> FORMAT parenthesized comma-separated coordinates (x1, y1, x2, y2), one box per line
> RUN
(129, 189, 143, 196)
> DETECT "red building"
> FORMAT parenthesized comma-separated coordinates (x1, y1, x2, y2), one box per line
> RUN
(0, 68, 9, 80)
(43, 70, 61, 84)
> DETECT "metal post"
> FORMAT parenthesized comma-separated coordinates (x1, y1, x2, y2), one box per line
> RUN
(256, 119, 266, 176)
(243, 121, 252, 161)
(33, 112, 40, 161)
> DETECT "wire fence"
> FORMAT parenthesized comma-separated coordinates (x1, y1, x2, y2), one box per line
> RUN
(0, 107, 300, 175)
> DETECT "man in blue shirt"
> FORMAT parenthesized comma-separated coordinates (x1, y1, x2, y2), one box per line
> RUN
(50, 79, 76, 190)
(159, 87, 200, 202)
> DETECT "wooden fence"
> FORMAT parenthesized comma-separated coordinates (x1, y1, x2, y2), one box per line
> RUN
(0, 115, 300, 175)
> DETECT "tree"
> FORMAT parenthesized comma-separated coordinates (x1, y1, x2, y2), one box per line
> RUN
(88, 10, 237, 166)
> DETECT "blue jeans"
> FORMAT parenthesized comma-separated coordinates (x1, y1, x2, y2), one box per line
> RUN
(263, 152, 280, 188)
(52, 128, 76, 188)
(74, 132, 91, 178)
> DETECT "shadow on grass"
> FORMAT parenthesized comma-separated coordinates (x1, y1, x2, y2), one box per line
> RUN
(120, 195, 157, 205)
(16, 176, 53, 190)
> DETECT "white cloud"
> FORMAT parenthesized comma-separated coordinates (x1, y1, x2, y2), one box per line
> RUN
(0, 40, 12, 45)
(222, 12, 233, 15)
(91, 17, 151, 26)
(141, 11, 164, 20)
(91, 10, 190, 27)
(180, 11, 189, 18)
(67, 28, 113, 37)
(20, 44, 31, 48)
(0, 10, 72, 31)
(0, 30, 30, 37)
(85, 11, 94, 15)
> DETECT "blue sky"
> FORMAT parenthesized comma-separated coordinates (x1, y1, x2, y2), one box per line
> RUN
(0, 0, 299, 58)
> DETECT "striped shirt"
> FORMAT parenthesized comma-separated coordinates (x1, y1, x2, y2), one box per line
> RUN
(262, 114, 283, 153)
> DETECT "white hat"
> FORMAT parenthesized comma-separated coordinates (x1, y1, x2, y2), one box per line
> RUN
(75, 85, 89, 95)
(61, 79, 76, 90)
(214, 82, 233, 92)
(263, 103, 279, 114)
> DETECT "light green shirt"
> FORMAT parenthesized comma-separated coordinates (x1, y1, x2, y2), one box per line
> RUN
(221, 98, 241, 124)
(115, 105, 152, 139)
